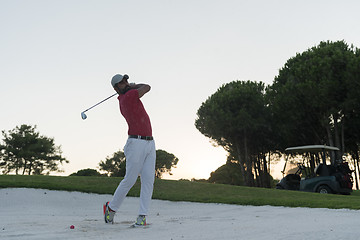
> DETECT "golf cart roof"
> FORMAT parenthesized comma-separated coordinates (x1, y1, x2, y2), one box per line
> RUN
(285, 145, 339, 153)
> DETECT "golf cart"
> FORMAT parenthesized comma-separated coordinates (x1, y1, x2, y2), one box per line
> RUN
(276, 145, 353, 194)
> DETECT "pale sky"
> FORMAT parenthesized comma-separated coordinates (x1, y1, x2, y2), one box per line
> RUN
(1, 0, 360, 180)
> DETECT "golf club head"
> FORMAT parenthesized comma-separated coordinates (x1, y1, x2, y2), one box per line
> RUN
(81, 112, 87, 120)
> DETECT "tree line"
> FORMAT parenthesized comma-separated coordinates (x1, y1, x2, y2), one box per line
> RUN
(196, 40, 360, 189)
(94, 149, 179, 178)
(70, 149, 179, 178)
(0, 124, 179, 178)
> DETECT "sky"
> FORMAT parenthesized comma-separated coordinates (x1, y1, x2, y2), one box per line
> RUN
(1, 0, 360, 180)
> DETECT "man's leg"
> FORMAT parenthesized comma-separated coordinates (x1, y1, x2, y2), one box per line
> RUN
(109, 139, 144, 212)
(138, 140, 156, 216)
(108, 167, 139, 212)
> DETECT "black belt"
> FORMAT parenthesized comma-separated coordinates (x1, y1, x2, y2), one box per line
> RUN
(129, 135, 154, 141)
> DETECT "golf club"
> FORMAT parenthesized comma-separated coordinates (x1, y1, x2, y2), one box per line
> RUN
(81, 93, 117, 120)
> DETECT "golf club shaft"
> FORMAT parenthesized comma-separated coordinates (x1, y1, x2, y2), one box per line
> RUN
(83, 93, 117, 113)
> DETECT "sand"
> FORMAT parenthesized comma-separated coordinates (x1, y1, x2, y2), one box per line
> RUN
(1, 188, 359, 240)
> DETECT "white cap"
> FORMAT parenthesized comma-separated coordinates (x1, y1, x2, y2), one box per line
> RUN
(111, 74, 128, 87)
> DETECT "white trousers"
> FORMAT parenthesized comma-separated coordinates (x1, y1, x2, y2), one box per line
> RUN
(109, 138, 156, 216)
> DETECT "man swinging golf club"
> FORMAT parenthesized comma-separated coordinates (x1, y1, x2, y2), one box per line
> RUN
(104, 74, 156, 227)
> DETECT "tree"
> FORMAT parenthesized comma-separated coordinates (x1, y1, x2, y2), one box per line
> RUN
(195, 80, 273, 187)
(70, 168, 102, 176)
(0, 124, 68, 175)
(98, 149, 179, 178)
(268, 40, 359, 156)
(342, 47, 360, 188)
(155, 149, 179, 178)
(98, 150, 126, 177)
(208, 161, 244, 186)
(267, 40, 360, 188)
(196, 40, 360, 189)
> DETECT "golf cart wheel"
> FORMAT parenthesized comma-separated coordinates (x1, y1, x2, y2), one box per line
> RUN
(317, 185, 332, 194)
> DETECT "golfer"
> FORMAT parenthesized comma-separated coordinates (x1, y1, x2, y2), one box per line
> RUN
(104, 74, 156, 227)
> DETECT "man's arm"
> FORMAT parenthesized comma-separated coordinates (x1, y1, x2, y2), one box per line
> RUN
(130, 83, 151, 98)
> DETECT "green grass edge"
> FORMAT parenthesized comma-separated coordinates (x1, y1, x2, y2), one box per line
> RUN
(1, 175, 359, 210)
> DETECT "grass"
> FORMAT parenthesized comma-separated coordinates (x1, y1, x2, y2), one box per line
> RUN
(1, 175, 360, 210)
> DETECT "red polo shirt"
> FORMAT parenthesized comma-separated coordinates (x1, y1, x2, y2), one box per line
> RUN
(118, 89, 152, 136)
